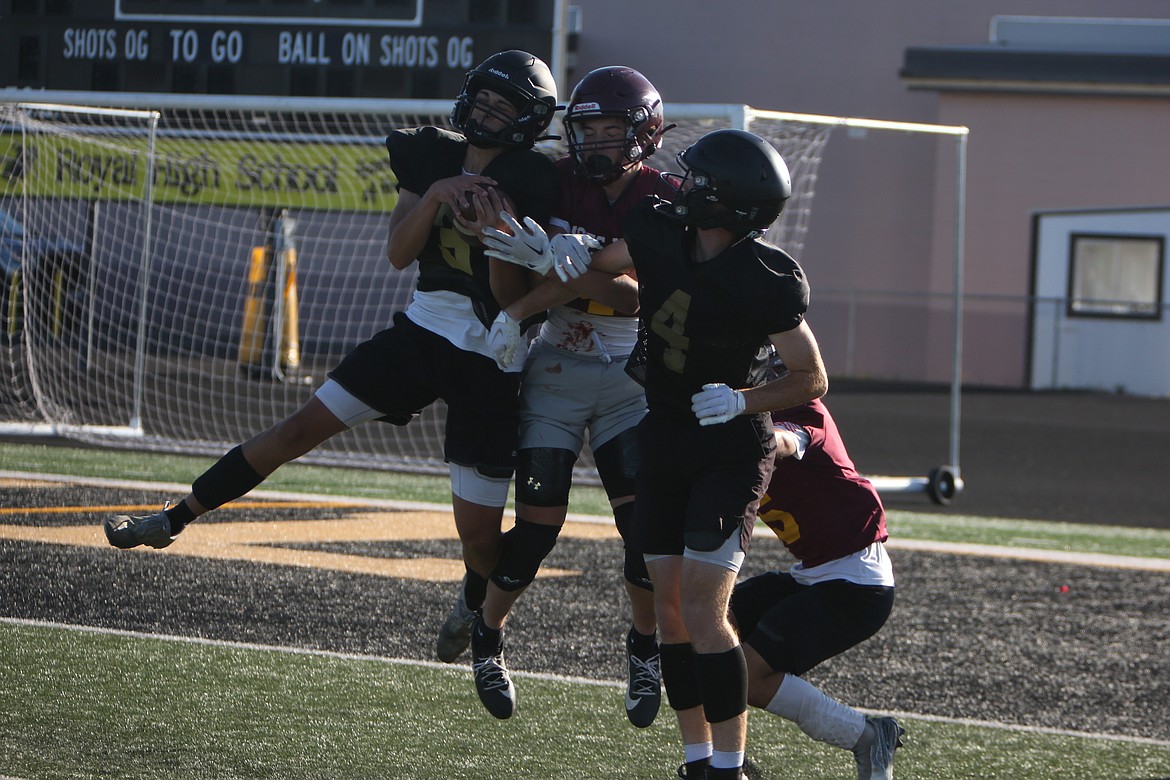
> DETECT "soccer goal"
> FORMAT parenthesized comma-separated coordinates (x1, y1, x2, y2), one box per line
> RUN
(0, 93, 965, 501)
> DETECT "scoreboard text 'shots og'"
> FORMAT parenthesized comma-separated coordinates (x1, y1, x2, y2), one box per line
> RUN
(2, 0, 557, 99)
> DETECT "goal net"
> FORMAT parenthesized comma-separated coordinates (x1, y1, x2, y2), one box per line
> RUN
(0, 97, 834, 481)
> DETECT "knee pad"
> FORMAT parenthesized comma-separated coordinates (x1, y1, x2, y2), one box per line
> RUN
(611, 502, 651, 590)
(612, 500, 636, 542)
(490, 518, 562, 592)
(624, 548, 652, 591)
(697, 646, 748, 724)
(593, 428, 639, 500)
(516, 448, 576, 507)
(659, 642, 703, 712)
(449, 462, 512, 507)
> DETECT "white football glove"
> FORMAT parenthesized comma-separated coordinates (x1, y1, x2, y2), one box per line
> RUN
(482, 212, 552, 274)
(691, 383, 746, 426)
(549, 233, 602, 282)
(487, 310, 527, 372)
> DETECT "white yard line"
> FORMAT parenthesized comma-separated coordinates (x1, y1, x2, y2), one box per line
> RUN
(4, 615, 1168, 749)
(882, 537, 1170, 572)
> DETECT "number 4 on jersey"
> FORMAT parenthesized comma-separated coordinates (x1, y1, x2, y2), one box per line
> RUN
(649, 290, 692, 374)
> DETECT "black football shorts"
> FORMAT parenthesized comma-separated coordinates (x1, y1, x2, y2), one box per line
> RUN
(731, 571, 895, 675)
(328, 311, 520, 471)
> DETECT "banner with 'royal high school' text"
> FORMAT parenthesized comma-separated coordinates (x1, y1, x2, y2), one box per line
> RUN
(1, 131, 400, 212)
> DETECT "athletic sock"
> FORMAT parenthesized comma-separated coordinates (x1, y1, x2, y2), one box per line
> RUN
(191, 445, 265, 511)
(684, 742, 712, 764)
(711, 749, 744, 770)
(681, 742, 712, 780)
(464, 569, 488, 612)
(766, 673, 866, 750)
(627, 626, 657, 655)
(473, 619, 501, 654)
(163, 502, 196, 534)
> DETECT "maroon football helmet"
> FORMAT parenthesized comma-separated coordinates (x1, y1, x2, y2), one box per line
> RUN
(563, 66, 665, 184)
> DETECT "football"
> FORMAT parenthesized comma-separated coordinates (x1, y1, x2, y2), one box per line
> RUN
(452, 186, 515, 243)
(458, 185, 515, 221)
(456, 188, 480, 222)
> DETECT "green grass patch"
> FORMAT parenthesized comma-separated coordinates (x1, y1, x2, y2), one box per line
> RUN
(0, 439, 615, 517)
(887, 512, 1170, 560)
(3, 622, 1168, 780)
(0, 622, 697, 780)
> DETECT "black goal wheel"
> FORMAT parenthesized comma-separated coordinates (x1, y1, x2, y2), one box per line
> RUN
(927, 466, 958, 506)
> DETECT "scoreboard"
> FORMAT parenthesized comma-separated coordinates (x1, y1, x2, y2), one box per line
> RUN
(1, 0, 561, 99)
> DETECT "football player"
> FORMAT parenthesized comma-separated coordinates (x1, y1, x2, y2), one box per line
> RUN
(486, 128, 827, 780)
(730, 393, 904, 780)
(468, 66, 675, 725)
(103, 51, 560, 671)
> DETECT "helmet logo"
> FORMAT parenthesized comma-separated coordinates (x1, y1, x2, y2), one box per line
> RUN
(486, 68, 511, 80)
(571, 101, 601, 113)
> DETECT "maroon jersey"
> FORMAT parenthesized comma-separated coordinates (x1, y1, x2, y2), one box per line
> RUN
(758, 397, 888, 568)
(552, 157, 676, 317)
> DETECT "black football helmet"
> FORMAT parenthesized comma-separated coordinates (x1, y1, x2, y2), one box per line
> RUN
(663, 129, 792, 237)
(451, 50, 558, 149)
(563, 66, 665, 184)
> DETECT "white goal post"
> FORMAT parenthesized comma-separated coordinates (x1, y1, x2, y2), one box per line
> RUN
(0, 91, 966, 500)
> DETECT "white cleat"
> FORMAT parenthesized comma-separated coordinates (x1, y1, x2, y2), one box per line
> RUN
(853, 716, 905, 780)
(103, 509, 174, 549)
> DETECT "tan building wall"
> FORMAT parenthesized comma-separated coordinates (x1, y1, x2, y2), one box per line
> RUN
(570, 1, 1170, 388)
(933, 92, 1170, 384)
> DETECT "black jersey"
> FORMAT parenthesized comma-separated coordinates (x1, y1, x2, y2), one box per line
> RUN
(386, 126, 558, 326)
(623, 197, 809, 417)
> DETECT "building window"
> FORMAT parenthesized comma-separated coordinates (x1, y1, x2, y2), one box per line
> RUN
(1067, 234, 1163, 320)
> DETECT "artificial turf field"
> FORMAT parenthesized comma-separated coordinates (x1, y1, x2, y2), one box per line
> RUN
(2, 441, 1169, 779)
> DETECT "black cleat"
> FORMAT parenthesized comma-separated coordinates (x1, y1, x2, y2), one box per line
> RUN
(471, 617, 515, 719)
(625, 628, 661, 728)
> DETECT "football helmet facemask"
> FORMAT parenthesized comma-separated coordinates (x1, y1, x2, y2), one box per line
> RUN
(563, 66, 665, 184)
(661, 129, 792, 237)
(451, 50, 559, 149)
